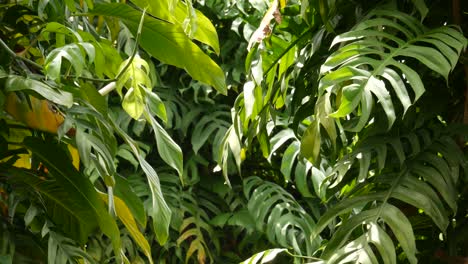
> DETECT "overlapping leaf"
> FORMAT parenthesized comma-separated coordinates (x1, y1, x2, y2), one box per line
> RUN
(243, 176, 319, 255)
(313, 125, 466, 263)
(16, 138, 121, 253)
(45, 42, 95, 80)
(91, 3, 226, 94)
(302, 8, 467, 162)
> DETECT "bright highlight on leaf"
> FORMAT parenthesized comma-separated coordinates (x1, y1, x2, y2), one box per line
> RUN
(91, 3, 227, 95)
(240, 248, 287, 264)
(1, 0, 468, 263)
(116, 56, 152, 120)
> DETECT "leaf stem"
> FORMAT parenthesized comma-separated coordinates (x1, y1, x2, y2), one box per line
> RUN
(374, 167, 408, 222)
(285, 250, 323, 261)
(99, 82, 116, 96)
(0, 38, 44, 70)
(98, 8, 147, 95)
(66, 75, 114, 82)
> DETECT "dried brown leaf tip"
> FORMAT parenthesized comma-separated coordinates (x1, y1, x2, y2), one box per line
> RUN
(248, 0, 282, 50)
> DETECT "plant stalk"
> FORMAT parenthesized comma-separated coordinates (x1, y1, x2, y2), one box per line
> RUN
(0, 38, 43, 70)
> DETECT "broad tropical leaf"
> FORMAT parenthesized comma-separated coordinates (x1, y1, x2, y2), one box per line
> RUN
(91, 3, 227, 94)
(4, 76, 73, 108)
(313, 125, 466, 263)
(3, 167, 97, 245)
(21, 138, 122, 254)
(302, 8, 467, 162)
(243, 176, 319, 255)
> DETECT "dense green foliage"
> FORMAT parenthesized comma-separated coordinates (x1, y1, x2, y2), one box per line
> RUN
(0, 0, 467, 263)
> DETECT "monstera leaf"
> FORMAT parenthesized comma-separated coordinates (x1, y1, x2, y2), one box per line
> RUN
(302, 8, 467, 163)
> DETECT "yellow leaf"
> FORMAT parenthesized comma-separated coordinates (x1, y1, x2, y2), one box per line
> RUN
(4, 93, 64, 134)
(67, 145, 80, 170)
(3, 93, 80, 170)
(99, 193, 153, 264)
(279, 0, 286, 8)
(1, 127, 32, 169)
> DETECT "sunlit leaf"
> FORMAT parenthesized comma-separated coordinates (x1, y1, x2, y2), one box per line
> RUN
(91, 3, 227, 94)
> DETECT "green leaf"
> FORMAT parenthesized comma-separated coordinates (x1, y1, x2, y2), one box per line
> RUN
(191, 122, 216, 154)
(294, 161, 314, 198)
(321, 208, 381, 259)
(5, 76, 73, 107)
(244, 177, 318, 255)
(329, 83, 362, 118)
(368, 76, 395, 128)
(79, 82, 108, 115)
(321, 204, 416, 264)
(280, 141, 300, 182)
(146, 91, 167, 124)
(396, 46, 451, 79)
(111, 117, 172, 245)
(47, 231, 96, 264)
(367, 222, 397, 264)
(412, 163, 457, 212)
(5, 167, 96, 244)
(243, 81, 256, 120)
(391, 177, 448, 231)
(122, 88, 145, 120)
(130, 0, 177, 23)
(300, 120, 321, 164)
(381, 68, 411, 113)
(379, 204, 417, 264)
(319, 10, 466, 135)
(268, 129, 295, 162)
(411, 0, 428, 20)
(174, 1, 220, 54)
(91, 3, 227, 95)
(312, 193, 386, 239)
(41, 22, 82, 42)
(116, 56, 152, 120)
(114, 175, 147, 227)
(44, 43, 92, 80)
(21, 138, 121, 253)
(145, 110, 183, 179)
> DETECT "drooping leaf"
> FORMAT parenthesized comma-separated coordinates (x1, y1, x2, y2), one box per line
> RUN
(116, 56, 152, 120)
(146, 91, 167, 124)
(4, 167, 96, 245)
(22, 137, 121, 254)
(144, 110, 183, 179)
(44, 43, 95, 80)
(5, 76, 73, 107)
(300, 120, 321, 164)
(110, 118, 171, 245)
(114, 175, 147, 227)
